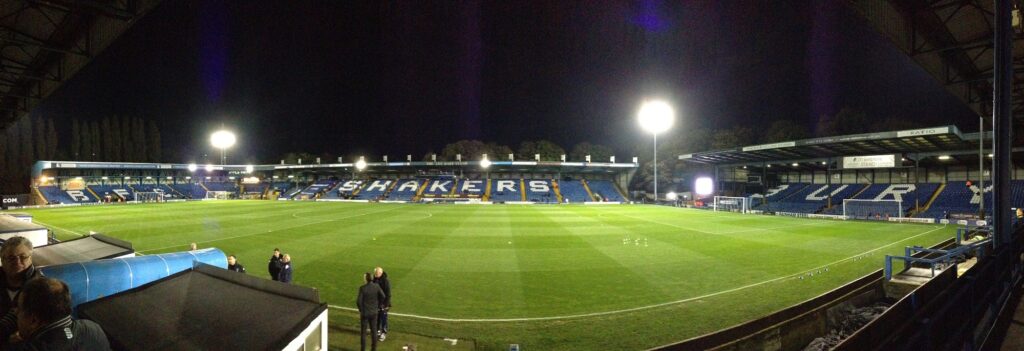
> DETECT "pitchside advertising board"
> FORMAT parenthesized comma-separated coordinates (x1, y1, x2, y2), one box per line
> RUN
(1, 195, 29, 209)
(839, 154, 898, 170)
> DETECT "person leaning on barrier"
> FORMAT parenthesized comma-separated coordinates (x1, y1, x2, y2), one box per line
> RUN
(3, 277, 110, 351)
(0, 237, 40, 342)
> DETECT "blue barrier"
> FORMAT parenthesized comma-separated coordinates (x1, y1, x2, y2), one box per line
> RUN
(884, 225, 992, 280)
(40, 248, 227, 308)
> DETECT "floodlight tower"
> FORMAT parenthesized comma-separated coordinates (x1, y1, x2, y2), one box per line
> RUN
(210, 130, 236, 165)
(638, 100, 675, 202)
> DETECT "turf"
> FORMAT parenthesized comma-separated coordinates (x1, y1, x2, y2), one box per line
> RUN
(9, 201, 956, 350)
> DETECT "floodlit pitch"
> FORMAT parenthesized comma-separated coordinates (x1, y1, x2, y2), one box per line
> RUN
(12, 201, 955, 350)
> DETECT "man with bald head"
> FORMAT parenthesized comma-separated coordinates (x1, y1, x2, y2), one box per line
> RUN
(0, 237, 39, 341)
(372, 267, 391, 341)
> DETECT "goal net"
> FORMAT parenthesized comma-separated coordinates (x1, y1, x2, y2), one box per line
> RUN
(205, 191, 233, 200)
(713, 196, 749, 213)
(133, 192, 163, 203)
(843, 199, 902, 220)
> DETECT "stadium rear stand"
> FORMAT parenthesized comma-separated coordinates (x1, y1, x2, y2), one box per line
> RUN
(388, 179, 422, 201)
(585, 180, 625, 202)
(355, 179, 393, 200)
(489, 179, 522, 202)
(89, 185, 134, 202)
(171, 184, 206, 199)
(524, 179, 557, 203)
(558, 180, 590, 203)
(38, 185, 97, 204)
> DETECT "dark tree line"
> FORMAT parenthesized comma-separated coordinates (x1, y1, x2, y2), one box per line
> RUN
(0, 115, 163, 194)
(70, 116, 161, 163)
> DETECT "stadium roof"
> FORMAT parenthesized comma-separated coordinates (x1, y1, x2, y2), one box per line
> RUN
(0, 0, 162, 127)
(78, 263, 326, 350)
(32, 160, 638, 178)
(679, 125, 1006, 166)
(849, 0, 1024, 118)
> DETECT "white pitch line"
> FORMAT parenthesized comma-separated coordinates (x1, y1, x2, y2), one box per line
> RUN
(30, 219, 86, 237)
(138, 205, 408, 253)
(327, 225, 948, 322)
(610, 211, 834, 235)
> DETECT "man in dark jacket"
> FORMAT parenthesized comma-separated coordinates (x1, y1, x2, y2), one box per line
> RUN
(357, 272, 386, 351)
(268, 248, 282, 280)
(3, 277, 110, 351)
(372, 267, 391, 341)
(278, 254, 293, 283)
(0, 237, 40, 341)
(227, 255, 245, 273)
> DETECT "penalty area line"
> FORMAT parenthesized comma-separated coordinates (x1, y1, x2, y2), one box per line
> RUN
(326, 225, 947, 323)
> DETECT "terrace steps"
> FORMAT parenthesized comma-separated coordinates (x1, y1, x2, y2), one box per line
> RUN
(520, 179, 527, 202)
(553, 180, 563, 203)
(484, 179, 492, 201)
(580, 179, 597, 201)
(918, 183, 947, 215)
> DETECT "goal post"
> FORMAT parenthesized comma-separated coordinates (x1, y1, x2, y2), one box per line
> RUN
(843, 199, 902, 219)
(133, 192, 163, 203)
(205, 191, 232, 200)
(713, 196, 749, 213)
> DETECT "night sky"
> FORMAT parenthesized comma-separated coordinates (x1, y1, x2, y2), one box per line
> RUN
(31, 0, 977, 164)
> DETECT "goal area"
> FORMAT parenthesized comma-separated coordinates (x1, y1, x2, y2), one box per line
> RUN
(205, 191, 233, 200)
(843, 199, 902, 219)
(713, 196, 749, 213)
(133, 192, 163, 203)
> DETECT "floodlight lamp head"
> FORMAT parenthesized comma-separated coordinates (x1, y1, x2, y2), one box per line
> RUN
(638, 100, 674, 134)
(355, 158, 367, 171)
(205, 164, 214, 172)
(210, 130, 236, 150)
(245, 165, 254, 173)
(480, 157, 492, 169)
(187, 163, 197, 172)
(695, 177, 714, 196)
(666, 192, 678, 201)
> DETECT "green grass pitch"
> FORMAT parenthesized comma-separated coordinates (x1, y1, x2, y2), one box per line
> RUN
(10, 201, 955, 350)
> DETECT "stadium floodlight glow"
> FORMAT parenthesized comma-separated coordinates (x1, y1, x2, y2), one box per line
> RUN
(666, 192, 678, 201)
(187, 163, 197, 172)
(695, 177, 714, 196)
(124, 176, 131, 180)
(480, 156, 492, 169)
(205, 164, 214, 172)
(210, 130, 236, 165)
(791, 163, 798, 167)
(988, 153, 994, 158)
(288, 175, 295, 179)
(245, 165, 254, 174)
(185, 176, 192, 180)
(638, 99, 675, 202)
(938, 155, 951, 160)
(74, 177, 82, 180)
(166, 177, 172, 180)
(273, 175, 279, 179)
(101, 176, 108, 180)
(145, 176, 152, 179)
(355, 158, 367, 171)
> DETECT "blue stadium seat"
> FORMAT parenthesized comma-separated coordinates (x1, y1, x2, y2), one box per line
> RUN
(489, 179, 523, 202)
(585, 180, 625, 202)
(387, 179, 423, 201)
(557, 180, 590, 203)
(38, 185, 98, 204)
(524, 179, 558, 203)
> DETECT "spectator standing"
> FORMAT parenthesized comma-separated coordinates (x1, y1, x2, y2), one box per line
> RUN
(227, 255, 246, 273)
(278, 254, 293, 283)
(0, 237, 39, 341)
(189, 242, 198, 251)
(3, 277, 111, 351)
(357, 273, 385, 351)
(373, 267, 391, 341)
(268, 248, 282, 281)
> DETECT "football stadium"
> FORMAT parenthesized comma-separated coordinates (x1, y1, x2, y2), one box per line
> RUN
(2, 1, 1024, 351)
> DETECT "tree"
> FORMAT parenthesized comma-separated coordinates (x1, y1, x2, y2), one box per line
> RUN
(101, 117, 112, 160)
(132, 117, 146, 162)
(517, 140, 565, 161)
(120, 115, 132, 161)
(90, 121, 101, 161)
(110, 116, 122, 161)
(19, 116, 34, 167)
(70, 119, 81, 159)
(816, 107, 870, 137)
(762, 120, 810, 143)
(146, 120, 161, 162)
(33, 116, 45, 161)
(709, 126, 755, 150)
(80, 121, 93, 160)
(569, 142, 615, 163)
(486, 142, 514, 160)
(439, 140, 512, 161)
(45, 118, 57, 160)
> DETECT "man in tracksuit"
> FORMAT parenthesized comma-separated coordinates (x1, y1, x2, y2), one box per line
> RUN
(357, 272, 386, 351)
(373, 267, 391, 341)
